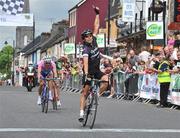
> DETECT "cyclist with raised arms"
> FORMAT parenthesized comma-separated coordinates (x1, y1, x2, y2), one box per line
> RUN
(79, 6, 108, 122)
(37, 55, 61, 106)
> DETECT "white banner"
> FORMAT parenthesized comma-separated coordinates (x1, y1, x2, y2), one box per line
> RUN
(140, 74, 154, 99)
(146, 21, 164, 40)
(0, 13, 33, 26)
(122, 0, 135, 22)
(170, 74, 180, 106)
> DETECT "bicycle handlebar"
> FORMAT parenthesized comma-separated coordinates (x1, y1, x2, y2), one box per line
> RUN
(86, 78, 107, 83)
(41, 78, 60, 81)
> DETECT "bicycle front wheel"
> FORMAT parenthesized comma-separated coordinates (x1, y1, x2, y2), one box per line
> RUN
(88, 92, 98, 129)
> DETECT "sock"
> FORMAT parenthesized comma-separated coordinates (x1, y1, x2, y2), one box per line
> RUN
(80, 110, 84, 116)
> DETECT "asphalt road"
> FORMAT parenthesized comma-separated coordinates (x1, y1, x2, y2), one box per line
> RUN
(0, 86, 180, 138)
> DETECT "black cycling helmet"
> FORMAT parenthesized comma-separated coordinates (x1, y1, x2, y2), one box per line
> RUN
(81, 29, 93, 39)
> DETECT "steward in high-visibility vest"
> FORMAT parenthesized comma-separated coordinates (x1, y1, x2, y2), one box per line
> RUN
(157, 60, 171, 83)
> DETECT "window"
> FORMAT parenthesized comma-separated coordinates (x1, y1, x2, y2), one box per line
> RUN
(69, 9, 77, 27)
(24, 35, 28, 46)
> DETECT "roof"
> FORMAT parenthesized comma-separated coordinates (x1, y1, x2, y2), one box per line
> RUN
(20, 36, 41, 53)
(39, 33, 63, 52)
(68, 0, 86, 13)
(23, 33, 51, 55)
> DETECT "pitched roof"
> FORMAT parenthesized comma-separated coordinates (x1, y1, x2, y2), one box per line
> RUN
(23, 33, 51, 55)
(20, 36, 41, 53)
(39, 33, 62, 53)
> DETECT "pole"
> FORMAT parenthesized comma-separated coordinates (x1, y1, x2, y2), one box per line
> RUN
(163, 1, 166, 47)
(152, 0, 155, 21)
(107, 0, 111, 55)
(12, 40, 15, 86)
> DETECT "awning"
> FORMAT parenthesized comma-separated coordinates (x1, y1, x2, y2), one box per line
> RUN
(168, 22, 180, 30)
(116, 30, 145, 42)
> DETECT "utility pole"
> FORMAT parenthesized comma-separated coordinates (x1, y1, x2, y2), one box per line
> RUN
(107, 0, 111, 55)
(12, 40, 15, 86)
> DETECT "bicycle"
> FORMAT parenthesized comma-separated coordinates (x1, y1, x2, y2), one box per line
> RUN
(81, 77, 105, 129)
(41, 77, 60, 113)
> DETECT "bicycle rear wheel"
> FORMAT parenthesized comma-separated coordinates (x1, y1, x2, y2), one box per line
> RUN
(52, 99, 57, 110)
(88, 92, 98, 129)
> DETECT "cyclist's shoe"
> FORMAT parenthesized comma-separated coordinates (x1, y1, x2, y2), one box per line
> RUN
(78, 116, 84, 122)
(78, 111, 84, 122)
(37, 96, 41, 105)
(57, 100, 61, 106)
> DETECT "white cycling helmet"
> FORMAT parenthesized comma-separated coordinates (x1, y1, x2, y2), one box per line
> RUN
(43, 55, 52, 64)
(28, 61, 33, 66)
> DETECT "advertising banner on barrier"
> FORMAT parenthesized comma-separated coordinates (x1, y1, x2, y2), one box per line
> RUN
(0, 13, 33, 26)
(140, 74, 160, 100)
(151, 75, 160, 100)
(170, 74, 180, 106)
(140, 74, 153, 99)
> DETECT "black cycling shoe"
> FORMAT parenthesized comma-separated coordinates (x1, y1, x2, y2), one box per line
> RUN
(78, 117, 84, 122)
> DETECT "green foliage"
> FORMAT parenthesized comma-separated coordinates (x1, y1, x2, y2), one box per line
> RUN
(0, 45, 14, 76)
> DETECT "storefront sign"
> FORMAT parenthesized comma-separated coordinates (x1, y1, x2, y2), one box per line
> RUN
(96, 34, 105, 48)
(174, 0, 180, 22)
(64, 43, 75, 55)
(122, 0, 135, 22)
(146, 21, 164, 40)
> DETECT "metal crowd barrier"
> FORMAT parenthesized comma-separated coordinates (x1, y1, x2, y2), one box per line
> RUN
(60, 71, 180, 109)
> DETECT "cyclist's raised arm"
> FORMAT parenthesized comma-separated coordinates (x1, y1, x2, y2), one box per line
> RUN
(92, 6, 100, 36)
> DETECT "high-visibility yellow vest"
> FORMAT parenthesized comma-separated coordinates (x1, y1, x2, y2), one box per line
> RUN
(157, 61, 171, 83)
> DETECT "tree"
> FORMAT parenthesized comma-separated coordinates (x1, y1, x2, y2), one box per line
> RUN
(0, 45, 14, 78)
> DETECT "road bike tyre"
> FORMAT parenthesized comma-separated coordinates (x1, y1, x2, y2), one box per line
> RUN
(44, 87, 49, 113)
(41, 92, 45, 112)
(89, 92, 98, 129)
(28, 85, 32, 92)
(82, 99, 90, 127)
(52, 99, 57, 110)
(82, 92, 92, 127)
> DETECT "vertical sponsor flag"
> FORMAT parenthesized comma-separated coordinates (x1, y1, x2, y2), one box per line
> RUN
(0, 0, 24, 15)
(122, 0, 136, 22)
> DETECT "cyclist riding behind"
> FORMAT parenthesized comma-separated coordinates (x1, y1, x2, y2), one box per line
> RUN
(37, 55, 61, 106)
(79, 6, 108, 122)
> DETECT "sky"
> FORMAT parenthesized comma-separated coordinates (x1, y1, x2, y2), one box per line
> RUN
(0, 0, 80, 48)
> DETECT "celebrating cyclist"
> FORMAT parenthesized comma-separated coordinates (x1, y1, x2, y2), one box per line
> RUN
(79, 6, 108, 122)
(37, 55, 61, 106)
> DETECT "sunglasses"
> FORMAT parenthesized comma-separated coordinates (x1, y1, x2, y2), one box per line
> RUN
(85, 35, 92, 38)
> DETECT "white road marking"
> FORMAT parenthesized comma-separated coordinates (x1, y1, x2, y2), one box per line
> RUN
(0, 128, 180, 133)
